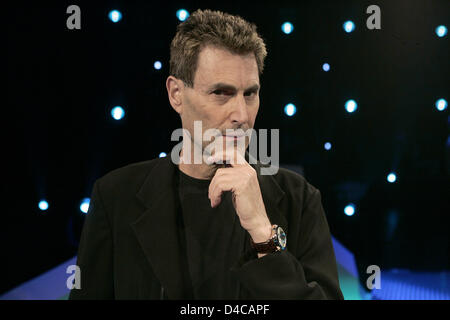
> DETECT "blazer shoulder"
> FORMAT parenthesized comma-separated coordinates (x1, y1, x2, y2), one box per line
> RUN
(272, 166, 320, 201)
(95, 158, 162, 197)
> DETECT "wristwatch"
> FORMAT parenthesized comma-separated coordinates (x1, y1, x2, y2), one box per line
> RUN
(250, 224, 287, 254)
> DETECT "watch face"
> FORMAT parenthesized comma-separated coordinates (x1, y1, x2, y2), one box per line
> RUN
(276, 227, 287, 250)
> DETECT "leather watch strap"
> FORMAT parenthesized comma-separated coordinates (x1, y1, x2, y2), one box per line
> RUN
(250, 225, 280, 254)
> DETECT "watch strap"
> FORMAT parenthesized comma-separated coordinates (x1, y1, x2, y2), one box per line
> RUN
(250, 225, 281, 254)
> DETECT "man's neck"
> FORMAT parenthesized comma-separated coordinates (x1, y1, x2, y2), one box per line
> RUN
(178, 147, 219, 180)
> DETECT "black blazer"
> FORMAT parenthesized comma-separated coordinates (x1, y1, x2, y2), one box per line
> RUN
(68, 156, 344, 300)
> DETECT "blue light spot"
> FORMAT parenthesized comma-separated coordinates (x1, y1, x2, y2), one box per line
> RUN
(284, 103, 297, 116)
(282, 22, 294, 34)
(111, 106, 125, 120)
(80, 198, 90, 214)
(38, 200, 49, 211)
(387, 172, 397, 183)
(324, 142, 332, 150)
(435, 99, 447, 111)
(435, 25, 447, 37)
(176, 9, 189, 22)
(343, 21, 355, 33)
(154, 61, 162, 70)
(159, 152, 167, 158)
(108, 10, 122, 23)
(345, 99, 358, 113)
(344, 204, 355, 216)
(322, 63, 330, 72)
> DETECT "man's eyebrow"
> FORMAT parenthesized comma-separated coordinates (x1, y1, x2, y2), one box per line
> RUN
(207, 83, 260, 92)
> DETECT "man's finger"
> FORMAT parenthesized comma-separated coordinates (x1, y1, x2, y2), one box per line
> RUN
(209, 174, 234, 207)
(208, 147, 247, 166)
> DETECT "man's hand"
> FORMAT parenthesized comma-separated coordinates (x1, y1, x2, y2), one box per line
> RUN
(207, 149, 272, 248)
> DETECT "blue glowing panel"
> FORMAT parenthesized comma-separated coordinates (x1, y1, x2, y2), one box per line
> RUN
(370, 270, 450, 300)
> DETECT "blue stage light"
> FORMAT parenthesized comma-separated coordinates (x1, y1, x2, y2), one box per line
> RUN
(387, 172, 397, 183)
(343, 21, 355, 33)
(284, 103, 297, 116)
(111, 106, 125, 120)
(154, 61, 162, 70)
(435, 98, 447, 111)
(324, 142, 332, 150)
(38, 200, 49, 211)
(345, 99, 358, 113)
(108, 10, 122, 23)
(435, 25, 447, 37)
(281, 22, 294, 34)
(159, 152, 167, 158)
(322, 63, 330, 72)
(344, 204, 355, 216)
(80, 198, 90, 214)
(176, 9, 189, 22)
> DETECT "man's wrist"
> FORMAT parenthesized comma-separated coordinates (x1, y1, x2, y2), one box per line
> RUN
(249, 221, 273, 243)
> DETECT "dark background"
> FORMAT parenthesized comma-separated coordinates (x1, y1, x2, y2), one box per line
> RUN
(4, 0, 449, 294)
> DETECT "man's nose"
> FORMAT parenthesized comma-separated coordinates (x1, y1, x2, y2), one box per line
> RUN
(230, 95, 249, 125)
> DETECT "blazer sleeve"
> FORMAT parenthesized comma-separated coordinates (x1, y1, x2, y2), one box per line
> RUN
(230, 188, 343, 300)
(68, 180, 115, 299)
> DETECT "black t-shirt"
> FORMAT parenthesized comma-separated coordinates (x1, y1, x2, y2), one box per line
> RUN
(175, 166, 248, 299)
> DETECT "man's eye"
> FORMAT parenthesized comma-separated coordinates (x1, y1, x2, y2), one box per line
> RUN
(213, 90, 230, 96)
(212, 90, 256, 96)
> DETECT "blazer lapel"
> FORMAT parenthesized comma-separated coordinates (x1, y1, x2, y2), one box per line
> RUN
(250, 156, 288, 233)
(130, 157, 185, 299)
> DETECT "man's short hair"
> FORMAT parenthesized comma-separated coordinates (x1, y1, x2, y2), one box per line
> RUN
(169, 9, 268, 87)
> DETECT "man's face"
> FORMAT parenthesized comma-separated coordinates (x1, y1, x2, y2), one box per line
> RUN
(179, 45, 260, 159)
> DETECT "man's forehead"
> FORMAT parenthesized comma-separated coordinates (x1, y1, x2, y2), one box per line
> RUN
(198, 45, 256, 64)
(206, 82, 260, 92)
(194, 46, 259, 89)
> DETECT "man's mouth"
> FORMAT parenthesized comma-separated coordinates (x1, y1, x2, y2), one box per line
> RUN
(222, 134, 245, 141)
(221, 130, 247, 140)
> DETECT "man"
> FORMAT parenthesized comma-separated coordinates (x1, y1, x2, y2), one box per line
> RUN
(69, 9, 343, 300)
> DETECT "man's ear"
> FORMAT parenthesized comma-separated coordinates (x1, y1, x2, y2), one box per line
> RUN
(166, 76, 184, 115)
